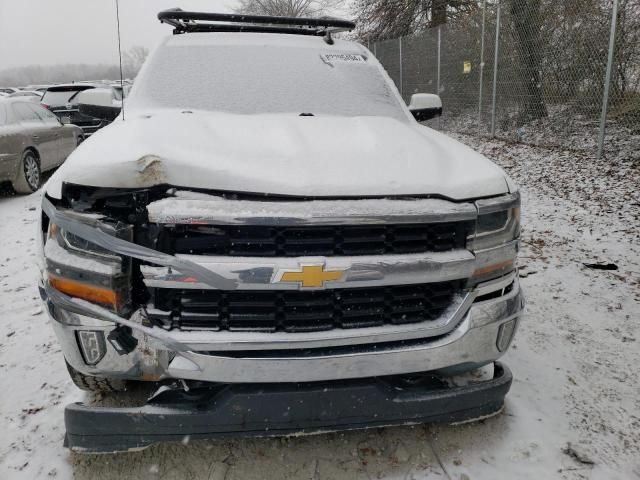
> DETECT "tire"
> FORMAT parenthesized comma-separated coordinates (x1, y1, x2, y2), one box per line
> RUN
(65, 361, 128, 394)
(12, 149, 41, 194)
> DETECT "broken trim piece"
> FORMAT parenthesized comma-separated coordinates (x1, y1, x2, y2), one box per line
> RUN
(44, 284, 191, 354)
(42, 197, 238, 290)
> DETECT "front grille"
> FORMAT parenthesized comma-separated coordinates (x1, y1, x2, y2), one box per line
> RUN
(148, 281, 463, 333)
(157, 222, 472, 257)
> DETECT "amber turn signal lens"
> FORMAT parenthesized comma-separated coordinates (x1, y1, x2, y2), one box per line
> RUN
(472, 259, 515, 278)
(49, 275, 119, 308)
(48, 222, 59, 239)
(512, 207, 521, 222)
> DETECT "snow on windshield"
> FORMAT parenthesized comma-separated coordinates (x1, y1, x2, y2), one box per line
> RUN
(132, 36, 408, 122)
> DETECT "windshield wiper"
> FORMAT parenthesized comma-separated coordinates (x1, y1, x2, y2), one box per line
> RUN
(66, 90, 85, 104)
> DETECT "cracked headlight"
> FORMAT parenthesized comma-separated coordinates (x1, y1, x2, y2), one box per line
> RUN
(59, 228, 119, 260)
(45, 218, 132, 312)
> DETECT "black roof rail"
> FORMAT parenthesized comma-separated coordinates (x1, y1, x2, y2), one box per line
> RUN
(158, 9, 355, 41)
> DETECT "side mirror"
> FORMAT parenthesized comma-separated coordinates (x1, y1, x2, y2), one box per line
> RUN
(77, 88, 121, 122)
(409, 93, 443, 122)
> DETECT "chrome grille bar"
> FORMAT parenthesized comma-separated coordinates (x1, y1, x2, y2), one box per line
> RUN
(141, 249, 476, 291)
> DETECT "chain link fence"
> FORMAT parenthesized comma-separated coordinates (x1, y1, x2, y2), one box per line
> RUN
(369, 0, 640, 159)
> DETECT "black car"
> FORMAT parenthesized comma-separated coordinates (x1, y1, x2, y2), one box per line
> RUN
(41, 84, 120, 136)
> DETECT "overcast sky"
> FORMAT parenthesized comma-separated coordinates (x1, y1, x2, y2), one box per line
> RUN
(0, 0, 237, 70)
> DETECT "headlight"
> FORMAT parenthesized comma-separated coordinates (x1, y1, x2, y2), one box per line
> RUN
(470, 193, 521, 283)
(48, 220, 129, 261)
(471, 192, 521, 251)
(60, 228, 119, 260)
(45, 219, 131, 312)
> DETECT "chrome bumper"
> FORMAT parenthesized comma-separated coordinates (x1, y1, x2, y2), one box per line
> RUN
(41, 192, 523, 384)
(45, 275, 524, 384)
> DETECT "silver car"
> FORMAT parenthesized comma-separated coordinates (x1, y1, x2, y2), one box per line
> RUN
(0, 98, 82, 193)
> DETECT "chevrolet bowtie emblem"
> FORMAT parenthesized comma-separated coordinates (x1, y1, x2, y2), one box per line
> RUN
(278, 265, 345, 288)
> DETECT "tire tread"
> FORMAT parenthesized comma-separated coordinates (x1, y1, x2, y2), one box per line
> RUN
(65, 361, 127, 393)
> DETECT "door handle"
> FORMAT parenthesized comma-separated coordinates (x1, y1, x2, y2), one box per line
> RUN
(32, 135, 40, 140)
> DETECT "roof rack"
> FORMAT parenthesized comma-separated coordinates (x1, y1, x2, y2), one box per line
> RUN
(158, 9, 355, 43)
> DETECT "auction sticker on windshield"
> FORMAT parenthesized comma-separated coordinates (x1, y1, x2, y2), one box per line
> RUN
(320, 53, 367, 66)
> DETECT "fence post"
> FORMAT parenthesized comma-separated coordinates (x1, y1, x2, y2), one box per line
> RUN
(437, 26, 442, 95)
(437, 25, 442, 129)
(399, 37, 404, 98)
(478, 0, 487, 134)
(597, 0, 620, 160)
(490, 0, 501, 137)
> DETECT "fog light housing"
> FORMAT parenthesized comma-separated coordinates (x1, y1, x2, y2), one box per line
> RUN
(496, 319, 517, 352)
(76, 330, 107, 365)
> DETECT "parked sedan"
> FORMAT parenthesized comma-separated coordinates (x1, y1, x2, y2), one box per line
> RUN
(0, 98, 82, 193)
(9, 91, 43, 102)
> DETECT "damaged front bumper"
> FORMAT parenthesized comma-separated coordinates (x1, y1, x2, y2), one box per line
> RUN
(43, 276, 523, 383)
(64, 362, 512, 453)
(39, 191, 524, 453)
(45, 276, 522, 453)
(40, 194, 524, 384)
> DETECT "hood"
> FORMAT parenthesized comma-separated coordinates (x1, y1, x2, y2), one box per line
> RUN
(46, 110, 509, 200)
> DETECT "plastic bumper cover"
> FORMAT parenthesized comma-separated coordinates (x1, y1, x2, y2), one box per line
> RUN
(65, 362, 512, 453)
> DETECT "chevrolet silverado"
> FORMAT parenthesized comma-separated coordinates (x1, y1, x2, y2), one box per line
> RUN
(38, 10, 524, 453)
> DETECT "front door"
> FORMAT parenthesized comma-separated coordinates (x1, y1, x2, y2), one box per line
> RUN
(33, 104, 72, 166)
(12, 102, 60, 169)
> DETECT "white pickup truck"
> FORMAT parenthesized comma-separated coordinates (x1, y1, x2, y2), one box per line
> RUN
(38, 10, 524, 453)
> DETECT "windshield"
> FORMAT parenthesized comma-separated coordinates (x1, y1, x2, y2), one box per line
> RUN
(42, 87, 93, 106)
(133, 38, 408, 122)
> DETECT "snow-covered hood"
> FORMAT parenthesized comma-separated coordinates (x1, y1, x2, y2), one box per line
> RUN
(46, 110, 509, 200)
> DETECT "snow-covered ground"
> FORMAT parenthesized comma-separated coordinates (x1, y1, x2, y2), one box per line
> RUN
(1, 134, 638, 479)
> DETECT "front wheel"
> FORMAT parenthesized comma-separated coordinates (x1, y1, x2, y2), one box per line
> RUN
(12, 150, 41, 194)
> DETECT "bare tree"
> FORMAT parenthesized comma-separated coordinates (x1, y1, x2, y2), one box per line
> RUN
(613, 0, 640, 99)
(508, 0, 548, 122)
(0, 64, 121, 87)
(122, 46, 149, 78)
(352, 0, 479, 41)
(235, 0, 339, 17)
